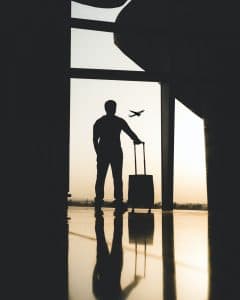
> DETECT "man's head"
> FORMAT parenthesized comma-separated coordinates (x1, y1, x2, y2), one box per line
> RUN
(105, 100, 116, 116)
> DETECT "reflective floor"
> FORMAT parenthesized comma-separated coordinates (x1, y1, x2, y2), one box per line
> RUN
(68, 207, 208, 300)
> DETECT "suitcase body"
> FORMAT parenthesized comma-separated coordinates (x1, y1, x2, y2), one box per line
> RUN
(128, 143, 154, 209)
(128, 175, 154, 209)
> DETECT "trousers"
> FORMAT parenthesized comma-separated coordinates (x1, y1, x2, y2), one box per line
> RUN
(95, 148, 123, 201)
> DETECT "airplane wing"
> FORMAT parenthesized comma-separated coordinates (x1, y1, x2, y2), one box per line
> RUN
(139, 110, 144, 113)
(130, 110, 137, 114)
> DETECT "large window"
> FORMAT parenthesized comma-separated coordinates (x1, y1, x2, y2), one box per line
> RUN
(70, 79, 161, 203)
(69, 1, 207, 206)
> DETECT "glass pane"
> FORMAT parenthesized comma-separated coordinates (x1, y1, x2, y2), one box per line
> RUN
(69, 78, 161, 204)
(71, 28, 143, 71)
(71, 1, 131, 22)
(69, 80, 207, 207)
(174, 100, 207, 208)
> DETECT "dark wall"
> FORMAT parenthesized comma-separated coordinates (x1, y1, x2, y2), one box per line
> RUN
(2, 2, 69, 299)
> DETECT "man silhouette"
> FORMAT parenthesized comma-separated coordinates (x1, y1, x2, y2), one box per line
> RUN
(93, 100, 142, 212)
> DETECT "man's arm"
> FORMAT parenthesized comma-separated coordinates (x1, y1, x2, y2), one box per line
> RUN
(122, 120, 142, 144)
(93, 123, 100, 153)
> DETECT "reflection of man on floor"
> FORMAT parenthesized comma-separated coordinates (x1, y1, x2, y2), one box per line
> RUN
(93, 100, 142, 212)
(92, 214, 141, 300)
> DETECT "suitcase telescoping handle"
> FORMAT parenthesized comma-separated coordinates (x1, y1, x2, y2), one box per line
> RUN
(134, 142, 146, 175)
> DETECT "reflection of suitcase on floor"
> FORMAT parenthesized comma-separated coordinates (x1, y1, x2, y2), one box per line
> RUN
(128, 212, 154, 278)
(128, 212, 154, 245)
(128, 143, 154, 210)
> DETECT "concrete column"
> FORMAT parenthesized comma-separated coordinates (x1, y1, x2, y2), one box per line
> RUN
(161, 82, 175, 210)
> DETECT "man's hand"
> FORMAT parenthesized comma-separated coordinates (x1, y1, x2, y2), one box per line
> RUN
(134, 139, 143, 145)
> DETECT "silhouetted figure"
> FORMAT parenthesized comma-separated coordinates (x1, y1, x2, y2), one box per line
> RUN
(93, 212, 141, 300)
(93, 100, 141, 211)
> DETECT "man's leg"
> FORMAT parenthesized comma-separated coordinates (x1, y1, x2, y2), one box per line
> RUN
(95, 155, 109, 207)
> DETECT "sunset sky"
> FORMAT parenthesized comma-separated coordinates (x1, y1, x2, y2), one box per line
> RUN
(69, 1, 207, 204)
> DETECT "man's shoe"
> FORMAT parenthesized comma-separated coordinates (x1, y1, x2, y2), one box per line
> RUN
(114, 202, 128, 216)
(94, 199, 104, 208)
(108, 200, 117, 207)
(95, 207, 103, 217)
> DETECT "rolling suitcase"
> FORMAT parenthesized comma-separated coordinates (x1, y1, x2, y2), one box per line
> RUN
(128, 143, 154, 211)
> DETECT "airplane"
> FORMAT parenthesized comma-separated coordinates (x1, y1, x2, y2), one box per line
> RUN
(129, 110, 145, 117)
